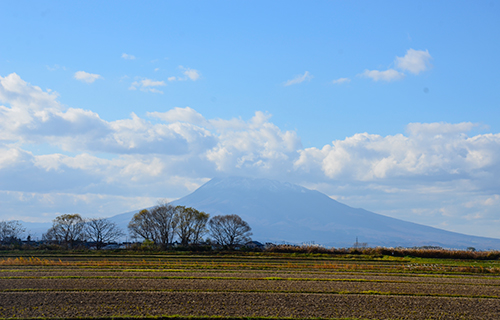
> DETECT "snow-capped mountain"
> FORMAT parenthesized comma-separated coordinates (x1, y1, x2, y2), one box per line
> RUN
(110, 176, 500, 249)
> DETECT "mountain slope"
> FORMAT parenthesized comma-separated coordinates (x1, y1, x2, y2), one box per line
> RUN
(171, 177, 500, 249)
(104, 176, 500, 249)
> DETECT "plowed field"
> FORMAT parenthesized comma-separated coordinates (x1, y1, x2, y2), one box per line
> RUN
(1, 253, 499, 319)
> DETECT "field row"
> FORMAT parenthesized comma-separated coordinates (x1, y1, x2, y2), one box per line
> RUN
(2, 256, 498, 273)
(1, 291, 499, 319)
(2, 269, 500, 285)
(1, 254, 500, 319)
(2, 278, 500, 298)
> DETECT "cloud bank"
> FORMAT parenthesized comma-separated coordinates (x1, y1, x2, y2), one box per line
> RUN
(1, 73, 499, 238)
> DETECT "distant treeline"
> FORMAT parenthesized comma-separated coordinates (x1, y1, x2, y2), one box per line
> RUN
(0, 201, 253, 250)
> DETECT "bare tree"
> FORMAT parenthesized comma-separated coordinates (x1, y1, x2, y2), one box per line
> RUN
(128, 209, 156, 242)
(150, 201, 178, 246)
(85, 218, 124, 250)
(43, 214, 85, 248)
(190, 209, 209, 244)
(208, 214, 252, 248)
(0, 220, 25, 243)
(128, 201, 178, 247)
(174, 206, 209, 246)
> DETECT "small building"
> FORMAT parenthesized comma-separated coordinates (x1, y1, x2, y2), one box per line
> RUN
(245, 241, 265, 249)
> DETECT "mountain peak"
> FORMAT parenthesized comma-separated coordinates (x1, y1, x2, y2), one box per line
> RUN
(104, 176, 500, 250)
(200, 176, 310, 194)
(173, 176, 500, 249)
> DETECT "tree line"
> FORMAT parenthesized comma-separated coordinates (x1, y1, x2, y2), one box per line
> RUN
(128, 202, 208, 247)
(42, 214, 124, 250)
(1, 201, 252, 250)
(128, 201, 251, 249)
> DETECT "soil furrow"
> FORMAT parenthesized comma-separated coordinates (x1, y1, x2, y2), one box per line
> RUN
(1, 291, 499, 320)
(1, 278, 500, 297)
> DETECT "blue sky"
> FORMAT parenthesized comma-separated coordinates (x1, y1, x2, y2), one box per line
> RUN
(1, 1, 500, 240)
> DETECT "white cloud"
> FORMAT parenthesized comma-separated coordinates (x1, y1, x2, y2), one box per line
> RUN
(0, 73, 62, 142)
(148, 107, 207, 126)
(360, 49, 432, 82)
(0, 189, 159, 223)
(46, 65, 66, 72)
(284, 71, 313, 86)
(129, 78, 166, 93)
(181, 66, 200, 81)
(74, 71, 103, 84)
(205, 111, 302, 172)
(295, 122, 500, 184)
(0, 74, 216, 154)
(395, 49, 432, 74)
(141, 79, 165, 87)
(169, 66, 201, 82)
(332, 77, 351, 84)
(0, 73, 60, 111)
(361, 69, 405, 82)
(406, 122, 477, 137)
(121, 53, 136, 60)
(2, 73, 500, 238)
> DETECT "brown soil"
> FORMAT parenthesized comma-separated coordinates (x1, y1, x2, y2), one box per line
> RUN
(2, 278, 500, 297)
(1, 258, 500, 319)
(1, 291, 499, 319)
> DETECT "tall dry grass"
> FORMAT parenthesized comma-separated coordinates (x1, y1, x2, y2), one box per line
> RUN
(264, 244, 500, 260)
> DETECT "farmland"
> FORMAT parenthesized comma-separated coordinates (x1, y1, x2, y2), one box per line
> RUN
(1, 251, 500, 319)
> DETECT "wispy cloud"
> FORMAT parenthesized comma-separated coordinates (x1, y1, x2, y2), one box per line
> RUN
(46, 65, 66, 72)
(167, 66, 201, 82)
(332, 77, 351, 85)
(74, 71, 103, 84)
(361, 69, 405, 82)
(129, 78, 166, 93)
(284, 71, 313, 86)
(395, 49, 432, 75)
(121, 53, 136, 60)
